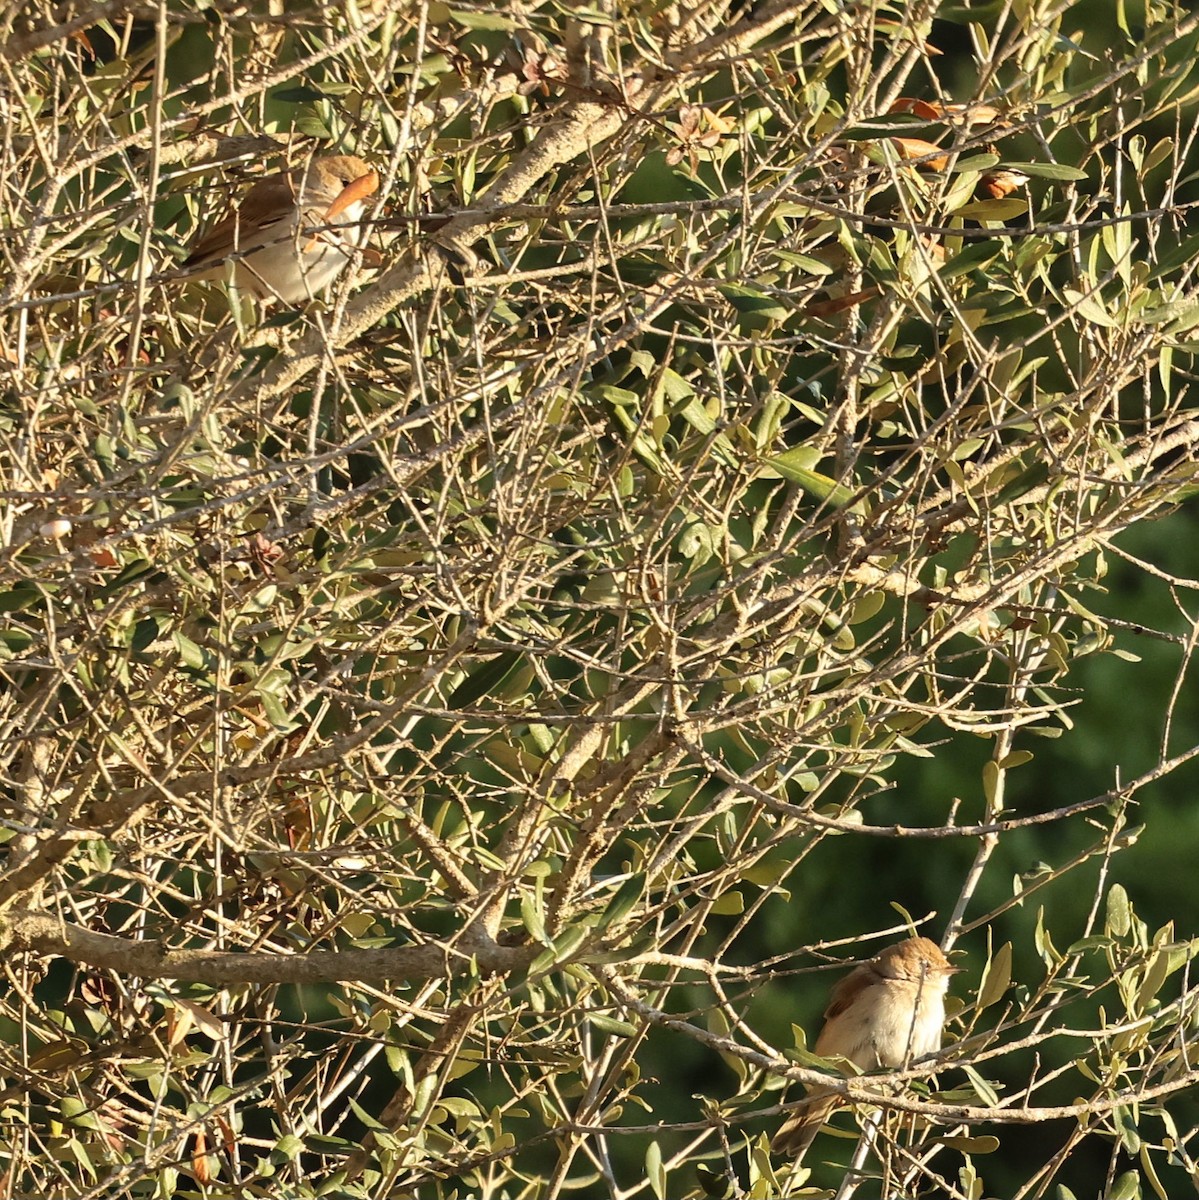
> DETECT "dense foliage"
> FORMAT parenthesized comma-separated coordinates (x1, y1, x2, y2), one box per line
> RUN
(2, 1, 1199, 1197)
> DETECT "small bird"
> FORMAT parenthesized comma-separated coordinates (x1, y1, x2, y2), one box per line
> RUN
(181, 154, 379, 304)
(772, 936, 958, 1161)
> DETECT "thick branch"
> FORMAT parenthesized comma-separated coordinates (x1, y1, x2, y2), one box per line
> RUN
(3, 911, 538, 985)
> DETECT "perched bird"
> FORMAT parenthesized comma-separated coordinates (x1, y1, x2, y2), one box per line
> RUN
(772, 936, 958, 1160)
(181, 154, 379, 303)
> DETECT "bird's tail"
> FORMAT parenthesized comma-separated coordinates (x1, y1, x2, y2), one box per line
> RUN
(770, 1092, 841, 1159)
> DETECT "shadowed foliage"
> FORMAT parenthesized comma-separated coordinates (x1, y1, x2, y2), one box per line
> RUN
(2, 1, 1199, 1197)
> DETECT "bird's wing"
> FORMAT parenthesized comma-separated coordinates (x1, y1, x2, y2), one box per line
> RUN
(182, 174, 298, 268)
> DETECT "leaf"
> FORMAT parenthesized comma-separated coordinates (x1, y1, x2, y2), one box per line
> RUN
(696, 1164, 731, 1196)
(954, 197, 1029, 221)
(982, 760, 1000, 806)
(717, 283, 790, 321)
(0, 588, 42, 613)
(977, 942, 1012, 1010)
(521, 889, 549, 947)
(434, 1096, 482, 1119)
(954, 152, 1001, 172)
(1107, 1169, 1141, 1200)
(778, 251, 836, 275)
(938, 1134, 1000, 1153)
(1114, 1105, 1141, 1154)
(646, 1140, 667, 1200)
(590, 1014, 638, 1038)
(0, 628, 33, 654)
(528, 925, 590, 976)
(271, 1133, 305, 1161)
(598, 874, 645, 930)
(960, 1064, 1000, 1107)
(768, 449, 860, 509)
(888, 137, 949, 170)
(170, 997, 225, 1040)
(444, 7, 518, 29)
(592, 384, 640, 407)
(998, 750, 1034, 769)
(1141, 1141, 1170, 1200)
(273, 85, 329, 103)
(447, 651, 525, 708)
(677, 397, 739, 467)
(1003, 161, 1088, 180)
(1063, 287, 1118, 327)
(1135, 949, 1169, 1014)
(1107, 884, 1132, 937)
(1141, 137, 1173, 175)
(995, 460, 1050, 505)
(173, 631, 207, 670)
(256, 690, 296, 732)
(848, 590, 886, 625)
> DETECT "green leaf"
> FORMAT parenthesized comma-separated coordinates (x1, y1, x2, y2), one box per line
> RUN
(777, 251, 836, 276)
(1141, 1140, 1170, 1200)
(592, 384, 640, 408)
(646, 1140, 667, 1200)
(718, 283, 790, 320)
(1107, 884, 1132, 937)
(977, 942, 1011, 1010)
(848, 590, 886, 625)
(1107, 1169, 1141, 1200)
(447, 651, 525, 708)
(271, 1134, 305, 1162)
(528, 925, 590, 976)
(131, 616, 164, 652)
(954, 197, 1029, 221)
(696, 1164, 732, 1197)
(272, 85, 328, 103)
(173, 631, 207, 670)
(0, 588, 41, 613)
(1135, 948, 1170, 1013)
(1003, 161, 1088, 180)
(995, 460, 1050, 505)
(256, 690, 296, 732)
(435, 1096, 482, 1118)
(348, 1097, 392, 1133)
(940, 242, 1003, 280)
(589, 1014, 639, 1038)
(521, 890, 549, 947)
(954, 152, 1001, 173)
(1062, 286, 1118, 327)
(105, 557, 159, 592)
(768, 448, 860, 509)
(998, 750, 1034, 769)
(444, 7, 519, 28)
(982, 760, 1000, 806)
(1114, 1105, 1141, 1154)
(0, 628, 33, 654)
(677, 398, 739, 467)
(960, 1064, 1000, 1107)
(598, 874, 645, 930)
(938, 1134, 1000, 1153)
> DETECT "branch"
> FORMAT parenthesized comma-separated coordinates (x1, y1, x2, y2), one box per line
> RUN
(596, 964, 1199, 1127)
(3, 910, 538, 985)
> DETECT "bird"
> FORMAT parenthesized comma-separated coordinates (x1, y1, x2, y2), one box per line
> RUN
(181, 154, 379, 304)
(771, 936, 958, 1161)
